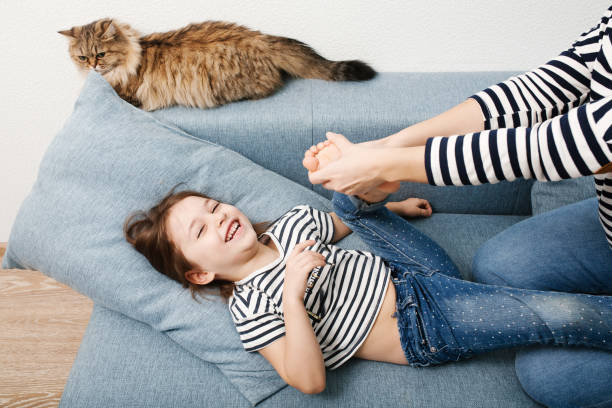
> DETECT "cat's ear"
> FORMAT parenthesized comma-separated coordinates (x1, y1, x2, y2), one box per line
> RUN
(58, 28, 76, 38)
(101, 21, 118, 41)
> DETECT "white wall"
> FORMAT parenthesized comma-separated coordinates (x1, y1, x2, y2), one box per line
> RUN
(0, 1, 609, 241)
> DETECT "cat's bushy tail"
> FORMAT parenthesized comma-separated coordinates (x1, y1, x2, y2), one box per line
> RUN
(266, 36, 376, 81)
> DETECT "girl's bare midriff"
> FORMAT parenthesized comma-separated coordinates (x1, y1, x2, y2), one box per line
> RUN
(354, 278, 409, 364)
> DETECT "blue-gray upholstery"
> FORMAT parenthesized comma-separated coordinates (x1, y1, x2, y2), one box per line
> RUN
(6, 70, 596, 407)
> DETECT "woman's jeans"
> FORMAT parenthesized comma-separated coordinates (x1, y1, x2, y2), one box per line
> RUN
(473, 197, 612, 408)
(331, 193, 612, 369)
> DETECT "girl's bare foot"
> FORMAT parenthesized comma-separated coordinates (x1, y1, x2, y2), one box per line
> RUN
(302, 139, 401, 202)
(303, 140, 338, 172)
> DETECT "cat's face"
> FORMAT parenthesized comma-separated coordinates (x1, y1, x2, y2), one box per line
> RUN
(59, 19, 138, 76)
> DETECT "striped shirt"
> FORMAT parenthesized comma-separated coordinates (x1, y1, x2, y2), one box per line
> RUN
(228, 205, 390, 370)
(425, 5, 612, 247)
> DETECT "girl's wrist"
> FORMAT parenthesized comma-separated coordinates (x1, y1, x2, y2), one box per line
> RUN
(283, 293, 305, 309)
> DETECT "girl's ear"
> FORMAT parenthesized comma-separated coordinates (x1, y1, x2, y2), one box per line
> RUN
(185, 269, 215, 286)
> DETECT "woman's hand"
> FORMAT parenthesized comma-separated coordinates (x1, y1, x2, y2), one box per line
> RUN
(307, 132, 393, 195)
(284, 240, 326, 301)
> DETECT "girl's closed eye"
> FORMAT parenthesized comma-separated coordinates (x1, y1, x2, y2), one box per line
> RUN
(197, 202, 220, 238)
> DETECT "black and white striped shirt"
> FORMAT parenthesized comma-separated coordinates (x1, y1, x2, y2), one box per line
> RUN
(425, 5, 612, 247)
(228, 205, 390, 370)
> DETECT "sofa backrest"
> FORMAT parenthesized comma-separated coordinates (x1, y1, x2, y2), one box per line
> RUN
(152, 72, 536, 215)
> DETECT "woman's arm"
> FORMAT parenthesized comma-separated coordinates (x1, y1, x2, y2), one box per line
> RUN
(422, 98, 612, 187)
(376, 98, 484, 148)
(374, 8, 602, 152)
(311, 94, 612, 193)
(309, 139, 428, 194)
(377, 24, 594, 150)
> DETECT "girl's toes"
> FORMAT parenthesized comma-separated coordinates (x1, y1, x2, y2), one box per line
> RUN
(303, 155, 319, 172)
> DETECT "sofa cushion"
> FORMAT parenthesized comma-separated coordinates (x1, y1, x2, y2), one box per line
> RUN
(61, 304, 539, 408)
(2, 71, 371, 405)
(530, 176, 597, 215)
(409, 213, 528, 281)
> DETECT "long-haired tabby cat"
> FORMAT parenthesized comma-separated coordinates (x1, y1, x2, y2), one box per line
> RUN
(59, 18, 376, 111)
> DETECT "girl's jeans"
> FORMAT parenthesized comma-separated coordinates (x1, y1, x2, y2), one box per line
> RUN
(331, 193, 612, 368)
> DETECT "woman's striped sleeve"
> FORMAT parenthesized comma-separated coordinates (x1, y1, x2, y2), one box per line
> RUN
(425, 97, 612, 186)
(469, 11, 608, 130)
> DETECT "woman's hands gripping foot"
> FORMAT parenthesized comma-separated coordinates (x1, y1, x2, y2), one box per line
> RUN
(303, 135, 432, 217)
(303, 137, 393, 203)
(304, 132, 402, 196)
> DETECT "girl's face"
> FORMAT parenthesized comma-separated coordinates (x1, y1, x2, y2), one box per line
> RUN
(166, 195, 259, 281)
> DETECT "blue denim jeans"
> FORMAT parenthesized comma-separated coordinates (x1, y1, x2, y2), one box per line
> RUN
(473, 197, 612, 408)
(331, 193, 612, 368)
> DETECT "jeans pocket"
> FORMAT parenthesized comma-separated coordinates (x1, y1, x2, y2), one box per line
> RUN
(410, 301, 464, 365)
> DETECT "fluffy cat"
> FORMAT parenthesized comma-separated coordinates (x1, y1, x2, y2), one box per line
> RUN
(59, 18, 376, 111)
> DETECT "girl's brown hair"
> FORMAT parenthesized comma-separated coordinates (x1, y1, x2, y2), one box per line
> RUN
(124, 188, 268, 300)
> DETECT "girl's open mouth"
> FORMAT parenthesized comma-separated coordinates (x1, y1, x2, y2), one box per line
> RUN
(225, 220, 241, 242)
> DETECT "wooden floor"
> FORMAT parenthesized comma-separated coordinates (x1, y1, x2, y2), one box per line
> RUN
(0, 243, 93, 408)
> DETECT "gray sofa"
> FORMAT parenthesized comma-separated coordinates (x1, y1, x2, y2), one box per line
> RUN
(56, 72, 596, 407)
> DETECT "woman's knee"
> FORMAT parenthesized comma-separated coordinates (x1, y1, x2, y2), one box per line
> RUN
(472, 234, 565, 290)
(473, 199, 612, 292)
(515, 347, 612, 408)
(471, 235, 528, 287)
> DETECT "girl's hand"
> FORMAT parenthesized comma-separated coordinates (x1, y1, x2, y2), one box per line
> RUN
(402, 198, 432, 217)
(386, 198, 433, 218)
(284, 240, 326, 302)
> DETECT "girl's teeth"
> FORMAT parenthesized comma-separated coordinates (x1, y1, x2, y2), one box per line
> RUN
(227, 221, 240, 242)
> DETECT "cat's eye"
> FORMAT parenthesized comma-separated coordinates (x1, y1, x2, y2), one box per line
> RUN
(96, 52, 106, 59)
(78, 56, 87, 61)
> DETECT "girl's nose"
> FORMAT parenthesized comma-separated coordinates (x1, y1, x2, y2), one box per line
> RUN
(216, 211, 227, 227)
